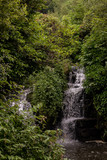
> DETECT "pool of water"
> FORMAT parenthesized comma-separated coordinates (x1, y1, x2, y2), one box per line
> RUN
(59, 140, 107, 160)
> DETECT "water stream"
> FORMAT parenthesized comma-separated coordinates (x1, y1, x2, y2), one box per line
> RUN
(58, 66, 107, 160)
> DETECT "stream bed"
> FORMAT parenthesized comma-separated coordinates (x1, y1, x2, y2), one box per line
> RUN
(60, 140, 107, 160)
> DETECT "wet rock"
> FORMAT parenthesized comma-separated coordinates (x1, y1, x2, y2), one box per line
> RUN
(75, 119, 101, 141)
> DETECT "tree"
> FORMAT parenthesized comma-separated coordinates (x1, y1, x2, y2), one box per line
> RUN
(21, 0, 46, 15)
(80, 0, 107, 139)
(0, 0, 46, 96)
(0, 0, 28, 95)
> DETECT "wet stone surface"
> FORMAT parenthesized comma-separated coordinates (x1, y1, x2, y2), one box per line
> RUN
(62, 141, 107, 160)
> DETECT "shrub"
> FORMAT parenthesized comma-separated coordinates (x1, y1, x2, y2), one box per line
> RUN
(0, 101, 64, 160)
(32, 66, 67, 128)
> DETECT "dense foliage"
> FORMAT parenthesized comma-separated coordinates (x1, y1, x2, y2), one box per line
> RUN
(80, 0, 107, 138)
(49, 0, 107, 139)
(0, 0, 107, 158)
(0, 102, 64, 159)
(31, 66, 66, 128)
(0, 0, 66, 159)
(0, 0, 76, 97)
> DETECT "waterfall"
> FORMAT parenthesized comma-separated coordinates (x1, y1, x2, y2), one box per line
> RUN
(12, 89, 31, 112)
(61, 66, 85, 140)
(58, 67, 104, 160)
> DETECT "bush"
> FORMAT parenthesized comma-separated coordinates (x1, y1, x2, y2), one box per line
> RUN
(0, 101, 64, 160)
(32, 66, 67, 129)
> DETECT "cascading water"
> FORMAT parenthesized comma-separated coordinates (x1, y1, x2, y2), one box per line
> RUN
(12, 89, 31, 112)
(61, 66, 85, 140)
